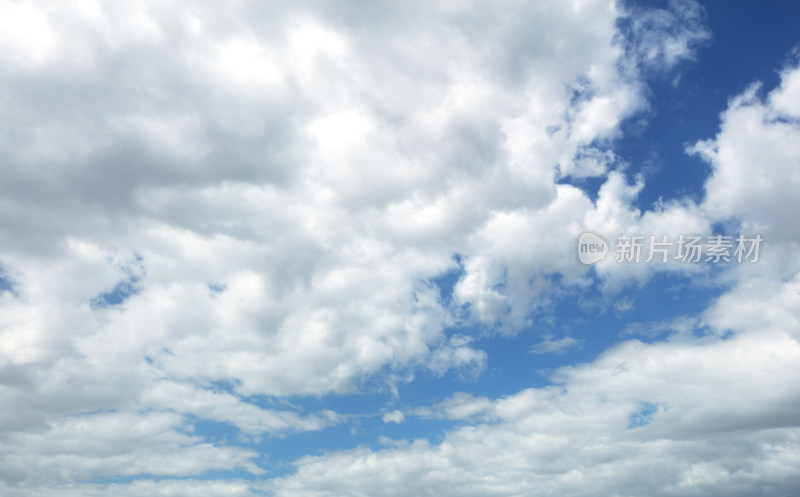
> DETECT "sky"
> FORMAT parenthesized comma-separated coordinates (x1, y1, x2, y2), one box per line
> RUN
(1, 0, 800, 496)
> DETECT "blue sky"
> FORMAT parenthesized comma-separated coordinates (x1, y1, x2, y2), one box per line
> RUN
(1, 1, 800, 496)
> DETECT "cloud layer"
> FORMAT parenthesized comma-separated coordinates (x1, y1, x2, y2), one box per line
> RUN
(2, 0, 798, 495)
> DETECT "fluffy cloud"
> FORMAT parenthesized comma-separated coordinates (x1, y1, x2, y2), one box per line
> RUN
(4, 0, 793, 495)
(1, 410, 262, 487)
(269, 325, 800, 497)
(692, 61, 800, 245)
(263, 57, 800, 497)
(0, 0, 690, 404)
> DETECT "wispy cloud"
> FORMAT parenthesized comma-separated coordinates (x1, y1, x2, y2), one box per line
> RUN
(528, 334, 582, 354)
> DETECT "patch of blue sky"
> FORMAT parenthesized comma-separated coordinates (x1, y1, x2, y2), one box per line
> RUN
(204, 378, 242, 395)
(205, 390, 399, 475)
(452, 270, 726, 397)
(251, 405, 457, 478)
(0, 276, 13, 294)
(89, 276, 140, 308)
(208, 282, 228, 295)
(0, 266, 15, 294)
(429, 254, 464, 305)
(556, 1, 800, 211)
(556, 174, 608, 204)
(229, 261, 732, 471)
(615, 0, 800, 210)
(231, 272, 727, 474)
(228, 364, 479, 475)
(183, 416, 240, 442)
(629, 402, 660, 428)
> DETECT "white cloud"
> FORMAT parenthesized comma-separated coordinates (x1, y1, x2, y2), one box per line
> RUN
(3, 0, 787, 495)
(413, 392, 494, 421)
(382, 410, 405, 424)
(262, 52, 800, 497)
(691, 64, 800, 245)
(528, 334, 581, 354)
(140, 380, 343, 435)
(269, 310, 800, 496)
(619, 0, 710, 72)
(0, 410, 262, 486)
(0, 0, 677, 403)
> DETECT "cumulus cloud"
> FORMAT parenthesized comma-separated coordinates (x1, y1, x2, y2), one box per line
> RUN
(1, 410, 262, 487)
(3, 0, 796, 495)
(691, 61, 800, 245)
(270, 331, 800, 497)
(263, 56, 800, 497)
(381, 410, 405, 424)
